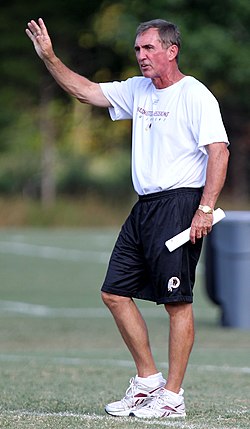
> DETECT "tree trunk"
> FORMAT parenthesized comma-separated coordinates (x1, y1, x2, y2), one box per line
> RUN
(40, 81, 56, 207)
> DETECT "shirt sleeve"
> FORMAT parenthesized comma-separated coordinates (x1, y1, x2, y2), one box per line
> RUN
(187, 83, 229, 154)
(99, 78, 136, 121)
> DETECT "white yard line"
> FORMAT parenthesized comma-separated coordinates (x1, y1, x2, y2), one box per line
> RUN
(0, 240, 203, 271)
(0, 410, 102, 419)
(0, 300, 110, 318)
(0, 409, 247, 428)
(0, 301, 163, 318)
(0, 300, 169, 318)
(0, 300, 212, 319)
(0, 241, 110, 263)
(0, 410, 201, 428)
(0, 353, 249, 374)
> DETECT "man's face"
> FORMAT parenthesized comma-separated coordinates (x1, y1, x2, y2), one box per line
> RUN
(134, 28, 171, 80)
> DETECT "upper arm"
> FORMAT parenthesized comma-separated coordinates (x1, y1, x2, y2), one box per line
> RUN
(77, 81, 112, 108)
(205, 142, 229, 159)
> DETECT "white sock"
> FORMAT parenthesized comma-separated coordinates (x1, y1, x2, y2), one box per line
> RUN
(136, 372, 165, 387)
(164, 388, 183, 398)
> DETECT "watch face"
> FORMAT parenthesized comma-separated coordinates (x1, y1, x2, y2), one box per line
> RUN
(199, 205, 213, 214)
(203, 206, 210, 213)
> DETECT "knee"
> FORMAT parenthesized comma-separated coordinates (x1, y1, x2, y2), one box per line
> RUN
(164, 302, 193, 318)
(101, 291, 127, 309)
(101, 291, 112, 307)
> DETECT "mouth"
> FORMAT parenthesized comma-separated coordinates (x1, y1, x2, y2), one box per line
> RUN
(140, 64, 151, 71)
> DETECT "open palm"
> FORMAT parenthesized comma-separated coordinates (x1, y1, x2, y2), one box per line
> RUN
(26, 18, 53, 60)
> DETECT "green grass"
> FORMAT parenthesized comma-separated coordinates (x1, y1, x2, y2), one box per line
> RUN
(0, 228, 249, 429)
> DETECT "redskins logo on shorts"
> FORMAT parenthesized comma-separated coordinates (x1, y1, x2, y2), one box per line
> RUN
(168, 277, 180, 292)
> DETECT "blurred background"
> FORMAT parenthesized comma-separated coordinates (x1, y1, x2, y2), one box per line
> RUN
(0, 7, 249, 424)
(0, 0, 250, 226)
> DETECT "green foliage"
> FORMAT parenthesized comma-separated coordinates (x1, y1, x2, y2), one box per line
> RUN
(0, 0, 250, 203)
(0, 153, 40, 195)
(57, 151, 131, 198)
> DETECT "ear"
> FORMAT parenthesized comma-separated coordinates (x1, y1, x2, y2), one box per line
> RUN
(168, 44, 179, 61)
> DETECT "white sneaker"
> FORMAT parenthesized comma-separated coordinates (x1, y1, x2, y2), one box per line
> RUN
(131, 388, 186, 419)
(105, 374, 166, 417)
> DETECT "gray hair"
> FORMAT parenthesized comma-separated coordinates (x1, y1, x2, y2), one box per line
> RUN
(136, 19, 181, 61)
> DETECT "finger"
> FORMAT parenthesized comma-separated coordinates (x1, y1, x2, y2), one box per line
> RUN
(38, 18, 49, 37)
(189, 227, 196, 244)
(28, 20, 42, 38)
(27, 23, 37, 38)
(29, 20, 40, 32)
(38, 18, 46, 30)
(194, 226, 203, 240)
(25, 28, 34, 41)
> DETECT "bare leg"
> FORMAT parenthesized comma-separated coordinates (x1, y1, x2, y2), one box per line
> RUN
(101, 292, 158, 377)
(164, 302, 195, 393)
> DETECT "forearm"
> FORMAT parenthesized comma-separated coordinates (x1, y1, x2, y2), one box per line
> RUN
(190, 142, 229, 243)
(43, 54, 98, 104)
(200, 142, 229, 209)
(26, 18, 110, 108)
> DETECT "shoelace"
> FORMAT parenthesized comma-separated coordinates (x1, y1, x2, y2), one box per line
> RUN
(121, 377, 137, 407)
(121, 377, 153, 408)
(147, 389, 167, 410)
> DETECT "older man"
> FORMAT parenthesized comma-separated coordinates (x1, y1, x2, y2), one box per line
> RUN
(26, 18, 229, 418)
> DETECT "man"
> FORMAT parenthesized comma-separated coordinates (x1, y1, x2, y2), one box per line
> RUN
(26, 18, 229, 419)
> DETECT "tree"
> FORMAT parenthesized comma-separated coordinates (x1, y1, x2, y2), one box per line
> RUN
(0, 0, 249, 205)
(0, 0, 117, 205)
(90, 0, 250, 202)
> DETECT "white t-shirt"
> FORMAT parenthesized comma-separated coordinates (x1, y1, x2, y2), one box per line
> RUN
(100, 76, 229, 195)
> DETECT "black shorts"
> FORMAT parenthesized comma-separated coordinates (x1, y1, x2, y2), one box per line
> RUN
(101, 188, 203, 305)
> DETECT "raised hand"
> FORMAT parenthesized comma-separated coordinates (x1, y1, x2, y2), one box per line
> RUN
(25, 18, 54, 61)
(25, 17, 110, 107)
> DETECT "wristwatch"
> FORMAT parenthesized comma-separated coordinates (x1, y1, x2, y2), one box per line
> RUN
(198, 205, 213, 214)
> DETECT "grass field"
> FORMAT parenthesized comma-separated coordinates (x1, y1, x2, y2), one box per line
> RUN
(0, 228, 249, 429)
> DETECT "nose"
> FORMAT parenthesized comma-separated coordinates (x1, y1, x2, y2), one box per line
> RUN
(136, 48, 146, 62)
